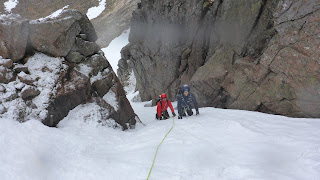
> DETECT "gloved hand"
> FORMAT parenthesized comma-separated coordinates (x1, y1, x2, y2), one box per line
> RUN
(178, 115, 182, 119)
(172, 112, 176, 117)
(196, 110, 199, 115)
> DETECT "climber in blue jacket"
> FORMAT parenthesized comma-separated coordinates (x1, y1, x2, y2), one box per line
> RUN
(177, 84, 199, 119)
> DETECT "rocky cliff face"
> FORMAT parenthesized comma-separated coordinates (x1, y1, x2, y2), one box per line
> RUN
(119, 0, 320, 118)
(0, 10, 136, 130)
(0, 0, 139, 47)
(92, 0, 139, 47)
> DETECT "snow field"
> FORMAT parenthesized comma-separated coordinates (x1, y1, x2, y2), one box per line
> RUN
(1, 102, 320, 180)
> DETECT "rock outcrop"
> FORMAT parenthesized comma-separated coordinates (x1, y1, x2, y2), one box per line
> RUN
(92, 0, 140, 47)
(119, 0, 320, 118)
(0, 10, 136, 130)
(0, 0, 139, 47)
(0, 14, 29, 61)
(29, 10, 98, 57)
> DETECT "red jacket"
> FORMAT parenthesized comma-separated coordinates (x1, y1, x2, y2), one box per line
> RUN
(157, 99, 175, 117)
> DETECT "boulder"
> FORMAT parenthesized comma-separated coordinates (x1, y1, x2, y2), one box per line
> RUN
(0, 104, 7, 114)
(14, 82, 25, 90)
(71, 37, 100, 57)
(17, 72, 38, 86)
(92, 70, 113, 97)
(0, 66, 15, 83)
(13, 65, 29, 74)
(81, 53, 109, 76)
(0, 84, 5, 92)
(65, 51, 85, 63)
(0, 58, 13, 69)
(0, 14, 29, 62)
(29, 10, 97, 57)
(43, 69, 91, 127)
(21, 86, 40, 100)
(60, 10, 98, 41)
(107, 76, 136, 130)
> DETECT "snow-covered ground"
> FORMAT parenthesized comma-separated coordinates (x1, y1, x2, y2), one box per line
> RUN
(1, 27, 320, 180)
(1, 96, 320, 180)
(86, 0, 106, 20)
(101, 29, 130, 74)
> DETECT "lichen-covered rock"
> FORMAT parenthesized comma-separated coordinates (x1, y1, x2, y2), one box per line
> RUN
(0, 14, 29, 62)
(65, 51, 86, 63)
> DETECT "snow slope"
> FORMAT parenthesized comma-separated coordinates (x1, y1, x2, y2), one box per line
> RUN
(101, 29, 130, 74)
(1, 99, 320, 180)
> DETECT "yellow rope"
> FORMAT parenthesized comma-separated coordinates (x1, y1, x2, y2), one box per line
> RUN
(147, 118, 175, 180)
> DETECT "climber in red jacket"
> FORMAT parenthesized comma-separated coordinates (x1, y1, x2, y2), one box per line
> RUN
(156, 93, 176, 120)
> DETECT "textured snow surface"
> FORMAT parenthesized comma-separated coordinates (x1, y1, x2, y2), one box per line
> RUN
(25, 53, 65, 110)
(0, 53, 66, 121)
(1, 92, 320, 180)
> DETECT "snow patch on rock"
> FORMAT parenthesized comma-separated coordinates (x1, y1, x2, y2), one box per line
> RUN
(25, 53, 66, 110)
(36, 5, 69, 22)
(86, 0, 106, 20)
(76, 64, 92, 77)
(57, 102, 119, 129)
(4, 0, 18, 13)
(103, 90, 118, 111)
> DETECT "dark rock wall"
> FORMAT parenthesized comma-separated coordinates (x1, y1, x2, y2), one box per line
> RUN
(120, 0, 320, 118)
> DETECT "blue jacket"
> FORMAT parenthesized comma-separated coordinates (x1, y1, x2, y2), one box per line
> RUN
(177, 92, 198, 116)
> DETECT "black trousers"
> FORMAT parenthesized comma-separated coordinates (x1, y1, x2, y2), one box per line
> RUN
(181, 107, 193, 116)
(156, 110, 170, 120)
